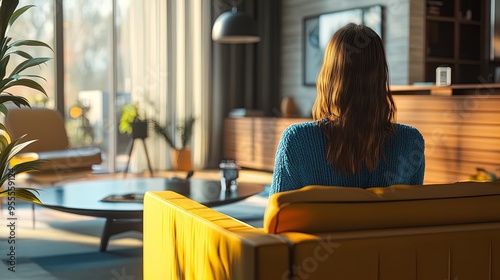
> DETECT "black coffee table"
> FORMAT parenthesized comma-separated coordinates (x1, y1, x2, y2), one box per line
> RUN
(36, 177, 265, 252)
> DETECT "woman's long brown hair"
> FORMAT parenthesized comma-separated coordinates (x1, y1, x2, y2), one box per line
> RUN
(312, 23, 396, 174)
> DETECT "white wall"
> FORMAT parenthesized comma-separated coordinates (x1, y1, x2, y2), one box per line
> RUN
(280, 0, 424, 117)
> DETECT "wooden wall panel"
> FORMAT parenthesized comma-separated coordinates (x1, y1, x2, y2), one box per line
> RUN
(224, 95, 500, 184)
(394, 95, 500, 184)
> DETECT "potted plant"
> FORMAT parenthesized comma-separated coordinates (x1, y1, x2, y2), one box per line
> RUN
(0, 1, 52, 203)
(119, 102, 149, 139)
(152, 116, 195, 171)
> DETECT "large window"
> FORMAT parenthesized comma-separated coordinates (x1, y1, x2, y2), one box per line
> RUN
(9, 0, 55, 108)
(63, 0, 132, 172)
(9, 1, 209, 172)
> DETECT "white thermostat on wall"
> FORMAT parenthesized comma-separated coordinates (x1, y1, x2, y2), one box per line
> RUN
(436, 66, 451, 86)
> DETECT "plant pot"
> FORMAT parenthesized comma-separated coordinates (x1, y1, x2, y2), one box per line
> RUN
(171, 148, 193, 171)
(131, 121, 148, 139)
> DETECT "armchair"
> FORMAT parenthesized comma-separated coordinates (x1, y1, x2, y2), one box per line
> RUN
(4, 107, 102, 184)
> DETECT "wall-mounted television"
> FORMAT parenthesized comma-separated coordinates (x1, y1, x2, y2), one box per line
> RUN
(303, 5, 384, 86)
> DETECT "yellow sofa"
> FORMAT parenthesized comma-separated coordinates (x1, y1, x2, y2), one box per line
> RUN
(144, 181, 500, 280)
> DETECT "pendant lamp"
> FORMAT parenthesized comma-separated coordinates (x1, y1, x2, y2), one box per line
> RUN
(212, 6, 260, 44)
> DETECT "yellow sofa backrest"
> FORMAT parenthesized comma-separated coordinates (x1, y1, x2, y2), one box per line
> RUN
(264, 181, 500, 234)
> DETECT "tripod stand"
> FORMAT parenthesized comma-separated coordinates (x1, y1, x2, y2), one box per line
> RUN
(123, 137, 154, 177)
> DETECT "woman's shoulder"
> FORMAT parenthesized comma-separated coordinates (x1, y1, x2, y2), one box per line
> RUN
(394, 123, 424, 141)
(283, 120, 318, 134)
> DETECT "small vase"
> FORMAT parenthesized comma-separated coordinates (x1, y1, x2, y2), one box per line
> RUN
(171, 148, 193, 171)
(280, 96, 297, 118)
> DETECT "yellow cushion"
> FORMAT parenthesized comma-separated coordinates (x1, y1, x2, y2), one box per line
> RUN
(264, 181, 500, 234)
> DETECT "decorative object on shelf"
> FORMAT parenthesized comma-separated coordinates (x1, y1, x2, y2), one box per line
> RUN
(212, 0, 260, 44)
(153, 116, 196, 171)
(469, 167, 498, 182)
(119, 102, 154, 176)
(280, 96, 298, 118)
(435, 66, 451, 86)
(0, 1, 52, 203)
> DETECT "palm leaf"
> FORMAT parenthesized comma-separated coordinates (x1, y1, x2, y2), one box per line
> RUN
(152, 120, 176, 148)
(0, 188, 41, 204)
(0, 134, 9, 150)
(0, 103, 7, 115)
(9, 39, 53, 52)
(0, 136, 34, 172)
(0, 76, 14, 89)
(9, 159, 42, 174)
(0, 94, 30, 107)
(7, 138, 37, 163)
(0, 0, 19, 41)
(7, 5, 35, 31)
(2, 79, 48, 95)
(180, 117, 196, 149)
(14, 74, 47, 81)
(4, 49, 33, 60)
(0, 54, 9, 80)
(9, 57, 51, 77)
(0, 159, 41, 186)
(0, 122, 7, 133)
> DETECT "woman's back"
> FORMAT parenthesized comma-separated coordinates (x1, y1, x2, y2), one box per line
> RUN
(269, 121, 425, 195)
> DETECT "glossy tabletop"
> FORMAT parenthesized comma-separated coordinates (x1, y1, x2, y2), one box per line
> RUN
(37, 177, 265, 219)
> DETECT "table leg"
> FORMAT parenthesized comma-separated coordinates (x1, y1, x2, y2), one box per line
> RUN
(100, 218, 143, 252)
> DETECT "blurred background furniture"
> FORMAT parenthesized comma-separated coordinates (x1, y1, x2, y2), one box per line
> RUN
(5, 107, 102, 184)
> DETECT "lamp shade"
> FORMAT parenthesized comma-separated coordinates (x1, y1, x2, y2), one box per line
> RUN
(212, 11, 260, 44)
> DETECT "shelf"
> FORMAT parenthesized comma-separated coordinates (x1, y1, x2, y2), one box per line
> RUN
(424, 0, 485, 84)
(426, 15, 455, 22)
(426, 57, 455, 63)
(456, 19, 481, 25)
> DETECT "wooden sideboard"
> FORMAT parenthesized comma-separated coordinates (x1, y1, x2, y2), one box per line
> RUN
(223, 117, 311, 171)
(224, 94, 500, 184)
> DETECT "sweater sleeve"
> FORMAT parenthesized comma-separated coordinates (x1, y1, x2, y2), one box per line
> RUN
(269, 126, 304, 196)
(410, 131, 426, 184)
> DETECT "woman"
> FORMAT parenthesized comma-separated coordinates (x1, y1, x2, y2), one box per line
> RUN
(270, 23, 425, 195)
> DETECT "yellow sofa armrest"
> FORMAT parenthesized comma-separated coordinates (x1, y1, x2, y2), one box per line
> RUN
(144, 191, 290, 280)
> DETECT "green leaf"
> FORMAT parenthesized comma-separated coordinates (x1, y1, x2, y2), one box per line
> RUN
(9, 39, 53, 52)
(15, 73, 47, 81)
(0, 0, 19, 41)
(0, 135, 9, 150)
(8, 5, 35, 30)
(0, 94, 30, 107)
(152, 120, 176, 148)
(4, 49, 33, 60)
(8, 138, 37, 163)
(0, 76, 15, 91)
(0, 122, 7, 132)
(0, 55, 10, 80)
(0, 135, 30, 170)
(0, 188, 41, 204)
(2, 79, 48, 95)
(0, 103, 7, 115)
(9, 57, 52, 77)
(0, 159, 41, 187)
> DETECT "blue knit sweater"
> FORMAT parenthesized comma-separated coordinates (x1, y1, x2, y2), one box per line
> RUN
(270, 121, 425, 196)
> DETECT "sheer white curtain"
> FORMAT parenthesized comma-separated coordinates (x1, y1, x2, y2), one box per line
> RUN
(127, 0, 211, 172)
